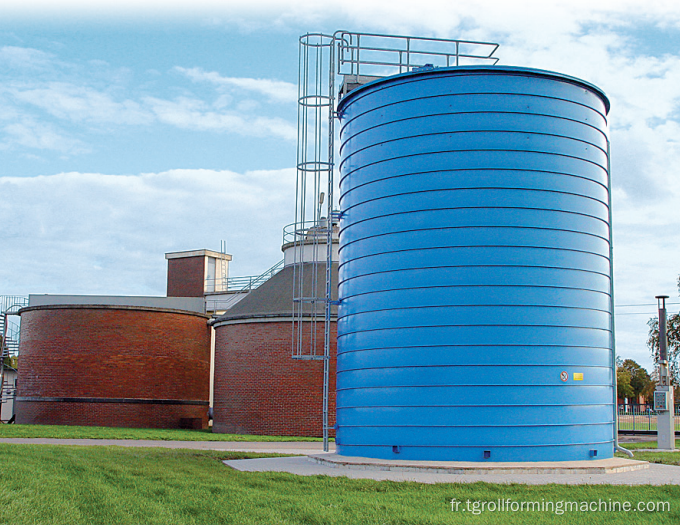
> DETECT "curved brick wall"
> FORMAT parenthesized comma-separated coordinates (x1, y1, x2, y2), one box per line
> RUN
(213, 320, 336, 437)
(17, 305, 211, 429)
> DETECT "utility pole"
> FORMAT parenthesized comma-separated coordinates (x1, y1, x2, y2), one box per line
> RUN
(654, 295, 676, 451)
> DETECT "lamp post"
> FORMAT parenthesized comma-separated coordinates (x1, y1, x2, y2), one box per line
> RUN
(655, 295, 675, 451)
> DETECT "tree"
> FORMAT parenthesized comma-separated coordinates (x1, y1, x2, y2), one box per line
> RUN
(641, 378, 657, 404)
(647, 275, 680, 387)
(621, 359, 652, 402)
(616, 365, 634, 400)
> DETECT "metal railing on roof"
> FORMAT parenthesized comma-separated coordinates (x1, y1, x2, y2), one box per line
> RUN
(1, 296, 27, 360)
(225, 259, 285, 293)
(204, 260, 284, 295)
(282, 218, 339, 245)
(335, 31, 499, 80)
(1, 296, 28, 314)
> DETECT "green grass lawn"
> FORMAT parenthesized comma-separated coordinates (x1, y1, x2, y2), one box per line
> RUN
(618, 440, 680, 450)
(0, 444, 678, 524)
(0, 424, 323, 442)
(618, 450, 680, 466)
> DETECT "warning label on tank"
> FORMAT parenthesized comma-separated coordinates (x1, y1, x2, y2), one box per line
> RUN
(573, 373, 584, 381)
(560, 371, 568, 382)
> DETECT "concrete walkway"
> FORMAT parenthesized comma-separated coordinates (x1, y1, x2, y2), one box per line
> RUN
(0, 438, 333, 456)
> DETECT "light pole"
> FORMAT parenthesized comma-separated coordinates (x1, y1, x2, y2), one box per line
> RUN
(654, 295, 676, 450)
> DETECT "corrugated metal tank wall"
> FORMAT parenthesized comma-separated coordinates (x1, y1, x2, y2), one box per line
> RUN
(336, 66, 613, 462)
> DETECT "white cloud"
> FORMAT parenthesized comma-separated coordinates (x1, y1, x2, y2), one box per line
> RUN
(143, 95, 296, 139)
(0, 49, 298, 149)
(10, 82, 154, 125)
(0, 45, 56, 70)
(175, 66, 297, 103)
(3, 119, 88, 154)
(0, 168, 295, 295)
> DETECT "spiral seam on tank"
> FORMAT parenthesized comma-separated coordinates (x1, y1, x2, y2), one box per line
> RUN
(340, 129, 608, 167)
(338, 226, 611, 255)
(338, 89, 608, 132)
(339, 283, 611, 297)
(341, 169, 609, 199)
(339, 170, 610, 206)
(337, 343, 612, 356)
(338, 208, 610, 232)
(340, 185, 610, 213)
(339, 114, 607, 154)
(338, 245, 610, 267)
(338, 265, 611, 290)
(338, 208, 611, 241)
(340, 110, 609, 153)
(336, 383, 613, 391)
(337, 304, 612, 322)
(339, 284, 612, 303)
(338, 328, 611, 342)
(337, 363, 611, 372)
(337, 244, 610, 273)
(339, 156, 609, 195)
(339, 150, 608, 191)
(339, 216, 610, 249)
(340, 165, 609, 196)
(337, 324, 612, 340)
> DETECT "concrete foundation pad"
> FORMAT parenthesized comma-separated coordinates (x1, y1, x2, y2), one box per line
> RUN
(308, 453, 648, 475)
(224, 455, 680, 485)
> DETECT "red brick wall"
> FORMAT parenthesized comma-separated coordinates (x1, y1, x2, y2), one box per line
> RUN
(17, 401, 207, 429)
(213, 320, 336, 437)
(16, 306, 211, 429)
(167, 256, 205, 297)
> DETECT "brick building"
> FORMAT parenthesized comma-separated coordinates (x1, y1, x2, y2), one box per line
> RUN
(16, 296, 210, 429)
(212, 224, 339, 437)
(212, 263, 338, 437)
(15, 224, 337, 435)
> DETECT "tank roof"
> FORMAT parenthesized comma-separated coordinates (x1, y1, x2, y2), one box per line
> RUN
(337, 65, 610, 115)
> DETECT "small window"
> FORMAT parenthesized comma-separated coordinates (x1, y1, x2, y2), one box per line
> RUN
(206, 257, 216, 292)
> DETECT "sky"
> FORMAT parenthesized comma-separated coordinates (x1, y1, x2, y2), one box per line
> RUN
(1, 0, 680, 371)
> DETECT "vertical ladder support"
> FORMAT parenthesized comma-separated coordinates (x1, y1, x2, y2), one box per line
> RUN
(292, 33, 336, 452)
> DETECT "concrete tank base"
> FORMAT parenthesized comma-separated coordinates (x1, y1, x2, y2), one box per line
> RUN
(308, 454, 648, 475)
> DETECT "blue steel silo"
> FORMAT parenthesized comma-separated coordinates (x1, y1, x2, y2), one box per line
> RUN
(335, 65, 613, 462)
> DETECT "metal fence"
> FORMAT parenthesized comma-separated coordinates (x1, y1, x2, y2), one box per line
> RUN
(618, 403, 680, 432)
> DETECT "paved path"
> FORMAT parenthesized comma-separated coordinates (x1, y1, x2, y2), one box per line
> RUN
(0, 438, 333, 456)
(618, 434, 660, 443)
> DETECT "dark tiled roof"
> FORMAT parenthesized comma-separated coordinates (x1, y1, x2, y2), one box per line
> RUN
(215, 263, 338, 321)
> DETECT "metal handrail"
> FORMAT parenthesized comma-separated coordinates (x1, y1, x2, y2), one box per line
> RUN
(282, 220, 335, 245)
(0, 296, 28, 314)
(335, 31, 499, 80)
(224, 259, 285, 292)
